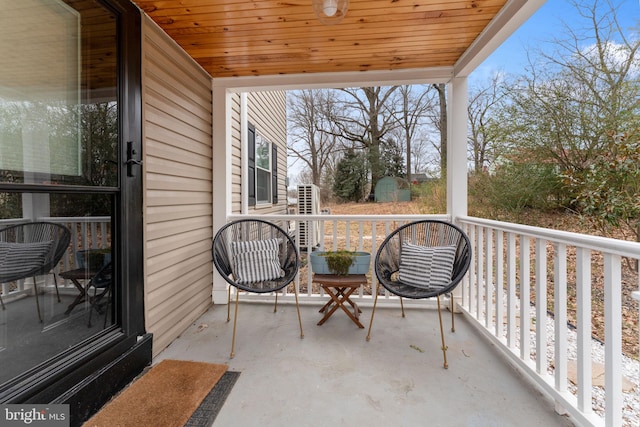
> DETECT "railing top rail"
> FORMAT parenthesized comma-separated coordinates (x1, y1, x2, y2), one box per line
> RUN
(459, 215, 640, 258)
(228, 213, 450, 222)
(0, 218, 30, 227)
(39, 216, 111, 223)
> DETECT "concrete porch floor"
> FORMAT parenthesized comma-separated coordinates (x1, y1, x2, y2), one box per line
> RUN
(155, 301, 575, 427)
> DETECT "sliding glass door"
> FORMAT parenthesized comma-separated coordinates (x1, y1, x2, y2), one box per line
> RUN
(0, 0, 145, 402)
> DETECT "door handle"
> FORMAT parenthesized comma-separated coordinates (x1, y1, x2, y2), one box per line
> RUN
(126, 141, 143, 177)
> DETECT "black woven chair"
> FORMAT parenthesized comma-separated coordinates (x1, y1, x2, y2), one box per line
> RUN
(212, 219, 303, 358)
(0, 221, 71, 322)
(86, 261, 113, 328)
(366, 220, 471, 368)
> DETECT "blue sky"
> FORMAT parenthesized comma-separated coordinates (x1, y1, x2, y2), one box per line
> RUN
(471, 0, 640, 83)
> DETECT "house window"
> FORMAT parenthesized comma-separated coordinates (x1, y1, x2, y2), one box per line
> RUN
(248, 124, 278, 206)
(255, 133, 272, 203)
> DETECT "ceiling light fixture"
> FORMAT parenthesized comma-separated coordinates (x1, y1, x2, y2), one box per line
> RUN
(312, 0, 349, 25)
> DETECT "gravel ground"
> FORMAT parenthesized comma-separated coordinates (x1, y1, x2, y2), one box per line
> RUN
(514, 309, 639, 426)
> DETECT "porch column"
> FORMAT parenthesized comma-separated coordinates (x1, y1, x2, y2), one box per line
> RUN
(446, 76, 468, 219)
(212, 86, 233, 304)
(447, 76, 468, 312)
(22, 110, 51, 221)
(240, 93, 249, 214)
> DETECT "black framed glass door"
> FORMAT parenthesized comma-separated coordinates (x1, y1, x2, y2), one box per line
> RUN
(0, 0, 147, 412)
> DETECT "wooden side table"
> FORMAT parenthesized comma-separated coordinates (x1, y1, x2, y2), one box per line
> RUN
(313, 274, 367, 328)
(60, 268, 96, 315)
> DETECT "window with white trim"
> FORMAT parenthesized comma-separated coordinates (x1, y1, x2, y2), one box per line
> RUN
(255, 133, 272, 203)
(248, 124, 278, 206)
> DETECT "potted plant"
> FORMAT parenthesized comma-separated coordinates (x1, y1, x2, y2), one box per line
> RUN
(76, 248, 111, 271)
(310, 250, 370, 275)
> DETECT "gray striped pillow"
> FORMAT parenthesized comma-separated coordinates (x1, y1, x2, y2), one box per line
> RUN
(398, 243, 456, 289)
(0, 240, 53, 280)
(231, 239, 283, 284)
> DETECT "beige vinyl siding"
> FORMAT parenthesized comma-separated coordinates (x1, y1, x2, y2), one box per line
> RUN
(142, 16, 213, 356)
(246, 90, 287, 215)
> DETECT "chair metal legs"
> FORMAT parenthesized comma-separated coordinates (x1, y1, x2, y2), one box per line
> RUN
(293, 286, 304, 339)
(436, 295, 448, 369)
(365, 288, 379, 342)
(53, 273, 61, 303)
(367, 291, 451, 369)
(230, 291, 240, 359)
(229, 286, 305, 359)
(34, 276, 42, 323)
(367, 292, 407, 342)
(450, 293, 455, 333)
(34, 273, 61, 323)
(88, 286, 111, 328)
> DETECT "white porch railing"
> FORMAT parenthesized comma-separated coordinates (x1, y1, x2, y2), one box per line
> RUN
(458, 216, 640, 427)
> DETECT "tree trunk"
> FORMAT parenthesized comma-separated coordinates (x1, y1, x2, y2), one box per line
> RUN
(436, 83, 447, 179)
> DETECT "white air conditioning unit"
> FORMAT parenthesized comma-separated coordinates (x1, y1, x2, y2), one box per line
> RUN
(297, 184, 321, 249)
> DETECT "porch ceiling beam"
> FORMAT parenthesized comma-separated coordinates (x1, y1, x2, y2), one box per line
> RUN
(212, 66, 455, 92)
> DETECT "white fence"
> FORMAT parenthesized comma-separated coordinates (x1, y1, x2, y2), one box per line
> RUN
(458, 216, 640, 427)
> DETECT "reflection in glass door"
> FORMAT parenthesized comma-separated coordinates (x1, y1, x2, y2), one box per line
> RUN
(0, 0, 119, 384)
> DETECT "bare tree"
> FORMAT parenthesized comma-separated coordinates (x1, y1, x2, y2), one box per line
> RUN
(333, 86, 399, 197)
(468, 74, 509, 173)
(386, 126, 434, 178)
(287, 89, 342, 187)
(389, 85, 437, 182)
(409, 130, 435, 176)
(427, 83, 447, 179)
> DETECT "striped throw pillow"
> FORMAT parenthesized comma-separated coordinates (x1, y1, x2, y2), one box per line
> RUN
(0, 240, 53, 280)
(231, 239, 283, 284)
(398, 243, 456, 289)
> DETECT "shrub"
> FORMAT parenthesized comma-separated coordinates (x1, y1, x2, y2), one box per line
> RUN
(469, 163, 563, 214)
(412, 179, 447, 214)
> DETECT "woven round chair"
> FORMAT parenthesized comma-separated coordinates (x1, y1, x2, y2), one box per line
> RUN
(366, 220, 472, 368)
(0, 221, 71, 322)
(212, 219, 303, 358)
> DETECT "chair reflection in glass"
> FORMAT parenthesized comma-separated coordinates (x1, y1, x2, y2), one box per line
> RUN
(86, 261, 113, 328)
(0, 222, 71, 322)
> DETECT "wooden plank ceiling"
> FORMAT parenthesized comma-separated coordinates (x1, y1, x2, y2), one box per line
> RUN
(132, 0, 510, 79)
